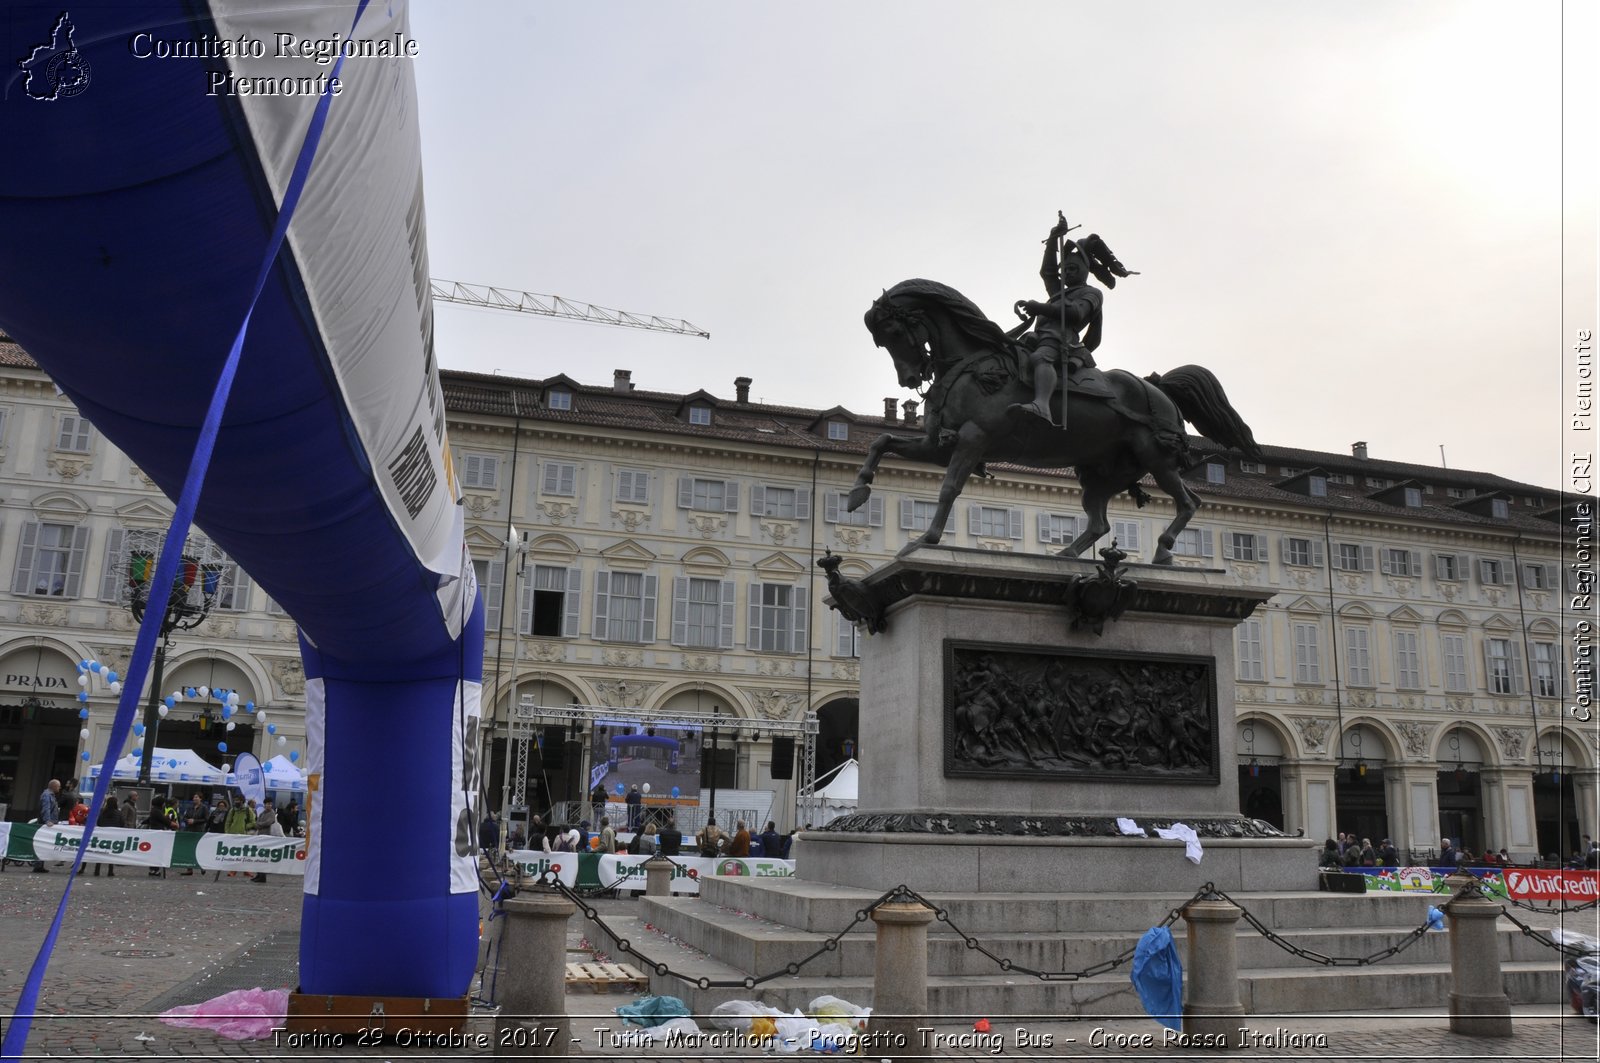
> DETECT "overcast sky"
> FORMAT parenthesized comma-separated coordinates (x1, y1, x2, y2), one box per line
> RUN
(409, 1, 1596, 491)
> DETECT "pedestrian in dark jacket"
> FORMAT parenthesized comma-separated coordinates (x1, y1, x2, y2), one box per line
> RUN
(91, 796, 120, 877)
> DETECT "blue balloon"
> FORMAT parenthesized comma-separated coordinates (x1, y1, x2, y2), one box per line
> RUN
(217, 742, 228, 753)
(106, 670, 118, 683)
(80, 750, 91, 761)
(78, 660, 89, 672)
(267, 723, 277, 734)
(671, 786, 680, 798)
(221, 705, 232, 720)
(90, 662, 103, 673)
(185, 687, 196, 698)
(163, 695, 176, 709)
(131, 747, 142, 758)
(78, 708, 90, 719)
(615, 783, 625, 795)
(245, 701, 255, 712)
(77, 692, 89, 703)
(289, 751, 300, 763)
(133, 723, 145, 736)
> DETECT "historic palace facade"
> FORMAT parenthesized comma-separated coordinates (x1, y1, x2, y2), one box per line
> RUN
(1, 338, 1590, 859)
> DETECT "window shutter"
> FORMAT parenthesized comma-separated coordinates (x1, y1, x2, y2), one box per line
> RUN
(1360, 546, 1375, 572)
(564, 568, 582, 637)
(640, 574, 657, 642)
(1254, 534, 1267, 559)
(1201, 529, 1215, 559)
(1379, 550, 1394, 576)
(967, 505, 981, 536)
(1221, 531, 1236, 561)
(229, 569, 253, 612)
(1038, 512, 1052, 542)
(1279, 537, 1292, 563)
(836, 612, 855, 657)
(1478, 559, 1493, 584)
(676, 477, 693, 508)
(671, 576, 690, 646)
(560, 464, 576, 496)
(12, 521, 38, 594)
(1311, 539, 1324, 566)
(62, 526, 90, 598)
(1433, 554, 1450, 580)
(944, 510, 956, 534)
(1008, 509, 1023, 540)
(1408, 550, 1423, 577)
(792, 584, 807, 653)
(719, 579, 736, 649)
(1543, 564, 1559, 592)
(901, 499, 915, 530)
(795, 490, 810, 520)
(517, 575, 534, 635)
(723, 481, 740, 513)
(544, 463, 561, 494)
(824, 493, 840, 524)
(593, 571, 610, 639)
(750, 485, 766, 516)
(867, 496, 884, 527)
(483, 557, 503, 633)
(1509, 641, 1525, 695)
(1501, 560, 1515, 585)
(748, 583, 763, 648)
(99, 528, 125, 601)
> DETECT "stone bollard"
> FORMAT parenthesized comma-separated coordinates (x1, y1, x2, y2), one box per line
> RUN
(1443, 879, 1513, 1037)
(1182, 899, 1246, 1049)
(643, 853, 674, 897)
(869, 894, 936, 1063)
(495, 887, 576, 1057)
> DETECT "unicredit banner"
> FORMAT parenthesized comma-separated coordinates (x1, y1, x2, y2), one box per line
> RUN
(1503, 869, 1600, 902)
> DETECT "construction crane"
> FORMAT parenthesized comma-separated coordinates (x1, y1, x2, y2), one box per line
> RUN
(429, 278, 709, 338)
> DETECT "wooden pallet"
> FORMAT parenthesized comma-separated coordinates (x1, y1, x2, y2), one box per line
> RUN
(564, 961, 647, 993)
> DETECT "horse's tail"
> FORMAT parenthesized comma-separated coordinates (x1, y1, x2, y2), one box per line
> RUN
(1146, 365, 1264, 462)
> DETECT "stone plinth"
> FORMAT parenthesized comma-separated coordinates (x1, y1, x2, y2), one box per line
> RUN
(808, 546, 1311, 892)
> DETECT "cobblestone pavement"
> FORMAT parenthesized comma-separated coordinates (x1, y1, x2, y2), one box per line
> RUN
(2, 870, 1596, 1058)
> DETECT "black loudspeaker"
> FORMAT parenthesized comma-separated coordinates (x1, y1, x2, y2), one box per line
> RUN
(540, 726, 567, 769)
(769, 737, 795, 780)
(1318, 871, 1367, 894)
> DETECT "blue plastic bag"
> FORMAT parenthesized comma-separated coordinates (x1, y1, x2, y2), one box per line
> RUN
(1130, 926, 1184, 1031)
(615, 994, 690, 1027)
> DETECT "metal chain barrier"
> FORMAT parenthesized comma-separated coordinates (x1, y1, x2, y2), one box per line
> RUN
(1209, 886, 1437, 967)
(1445, 876, 1595, 959)
(1502, 895, 1598, 915)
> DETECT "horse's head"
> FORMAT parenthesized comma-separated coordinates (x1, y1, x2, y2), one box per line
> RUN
(864, 292, 932, 390)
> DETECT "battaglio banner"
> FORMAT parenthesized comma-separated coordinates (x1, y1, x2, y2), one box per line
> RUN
(596, 854, 796, 893)
(5, 823, 305, 874)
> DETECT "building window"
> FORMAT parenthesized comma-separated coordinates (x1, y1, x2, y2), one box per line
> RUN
(1531, 642, 1559, 697)
(1038, 513, 1080, 546)
(1403, 487, 1423, 507)
(546, 389, 572, 411)
(524, 564, 582, 638)
(1292, 622, 1321, 683)
(542, 461, 577, 497)
(1236, 619, 1264, 681)
(1283, 536, 1321, 567)
(1394, 630, 1421, 689)
(688, 405, 712, 426)
(12, 521, 90, 598)
(1335, 543, 1373, 572)
(593, 571, 655, 643)
(459, 453, 498, 490)
(1485, 637, 1521, 696)
(903, 499, 953, 534)
(1223, 531, 1264, 562)
(615, 468, 649, 503)
(752, 485, 809, 519)
(1446, 487, 1466, 499)
(969, 505, 1021, 540)
(1478, 558, 1504, 586)
(472, 556, 505, 632)
(671, 576, 734, 649)
(1173, 527, 1214, 558)
(197, 541, 252, 612)
(826, 421, 849, 441)
(748, 582, 806, 653)
(677, 476, 738, 513)
(1491, 498, 1509, 519)
(1442, 634, 1470, 692)
(1521, 563, 1549, 590)
(1205, 462, 1226, 484)
(55, 413, 93, 453)
(1239, 461, 1264, 474)
(1434, 553, 1462, 581)
(1381, 548, 1420, 578)
(1112, 519, 1142, 552)
(836, 613, 861, 658)
(1308, 475, 1327, 497)
(1344, 626, 1372, 687)
(824, 491, 883, 527)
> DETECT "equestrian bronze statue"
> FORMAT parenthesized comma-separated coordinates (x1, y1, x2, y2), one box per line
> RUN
(848, 218, 1262, 565)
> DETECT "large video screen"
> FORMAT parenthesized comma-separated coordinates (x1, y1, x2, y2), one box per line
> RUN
(588, 720, 704, 802)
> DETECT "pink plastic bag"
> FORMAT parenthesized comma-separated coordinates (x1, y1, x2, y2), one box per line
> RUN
(159, 987, 289, 1041)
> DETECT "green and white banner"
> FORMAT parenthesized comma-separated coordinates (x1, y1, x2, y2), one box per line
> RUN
(27, 825, 176, 869)
(4, 824, 306, 874)
(194, 834, 307, 872)
(504, 850, 580, 887)
(597, 854, 796, 893)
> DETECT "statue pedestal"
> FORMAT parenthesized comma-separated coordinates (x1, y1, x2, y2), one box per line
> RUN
(806, 546, 1313, 892)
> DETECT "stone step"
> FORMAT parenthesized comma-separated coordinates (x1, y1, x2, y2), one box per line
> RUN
(640, 894, 1557, 979)
(696, 875, 1441, 934)
(592, 914, 1566, 1019)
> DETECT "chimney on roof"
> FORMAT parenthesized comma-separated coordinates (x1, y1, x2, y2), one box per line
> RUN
(883, 397, 898, 422)
(902, 399, 919, 427)
(734, 376, 752, 404)
(613, 369, 633, 394)
(1352, 441, 1368, 460)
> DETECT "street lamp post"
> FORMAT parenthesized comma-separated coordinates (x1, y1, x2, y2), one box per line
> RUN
(124, 540, 225, 784)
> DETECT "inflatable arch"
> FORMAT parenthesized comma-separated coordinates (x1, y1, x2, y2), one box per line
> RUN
(0, 1, 481, 999)
(607, 733, 682, 772)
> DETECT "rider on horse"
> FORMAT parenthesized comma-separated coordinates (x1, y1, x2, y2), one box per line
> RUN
(1009, 214, 1135, 428)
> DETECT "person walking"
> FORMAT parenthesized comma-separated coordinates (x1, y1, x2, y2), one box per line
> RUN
(179, 792, 208, 876)
(90, 793, 121, 877)
(726, 820, 751, 857)
(30, 779, 61, 872)
(626, 786, 643, 831)
(251, 799, 282, 882)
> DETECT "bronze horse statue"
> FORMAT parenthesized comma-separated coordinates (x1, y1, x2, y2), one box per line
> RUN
(848, 278, 1263, 564)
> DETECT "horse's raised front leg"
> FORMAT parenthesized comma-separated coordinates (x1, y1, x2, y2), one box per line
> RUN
(1060, 474, 1115, 558)
(904, 422, 989, 556)
(847, 431, 950, 512)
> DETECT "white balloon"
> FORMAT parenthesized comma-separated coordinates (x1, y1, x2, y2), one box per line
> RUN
(172, 691, 184, 702)
(225, 721, 236, 732)
(642, 783, 651, 794)
(277, 735, 287, 746)
(78, 675, 88, 688)
(257, 711, 269, 724)
(198, 686, 209, 699)
(79, 728, 90, 740)
(226, 691, 239, 706)
(109, 681, 122, 694)
(157, 705, 169, 718)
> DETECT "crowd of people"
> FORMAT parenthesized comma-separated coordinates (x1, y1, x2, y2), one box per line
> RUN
(28, 776, 301, 882)
(480, 810, 797, 861)
(1319, 830, 1600, 870)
